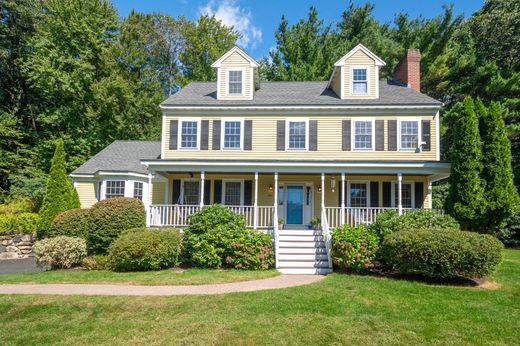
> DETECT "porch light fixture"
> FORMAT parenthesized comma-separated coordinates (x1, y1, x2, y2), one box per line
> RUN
(318, 185, 322, 193)
(269, 184, 273, 192)
(331, 177, 336, 193)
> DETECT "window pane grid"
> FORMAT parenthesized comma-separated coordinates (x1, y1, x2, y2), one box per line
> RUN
(353, 68, 367, 94)
(394, 183, 412, 208)
(350, 183, 368, 207)
(133, 182, 143, 201)
(183, 181, 200, 205)
(106, 181, 125, 199)
(181, 121, 198, 148)
(224, 182, 241, 205)
(224, 121, 241, 149)
(401, 121, 419, 149)
(288, 121, 306, 149)
(354, 121, 372, 149)
(229, 71, 242, 94)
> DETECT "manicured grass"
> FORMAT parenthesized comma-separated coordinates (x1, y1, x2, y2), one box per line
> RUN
(0, 268, 280, 285)
(0, 249, 518, 345)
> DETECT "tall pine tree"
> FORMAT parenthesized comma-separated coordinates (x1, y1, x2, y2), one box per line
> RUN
(38, 139, 79, 237)
(445, 97, 487, 230)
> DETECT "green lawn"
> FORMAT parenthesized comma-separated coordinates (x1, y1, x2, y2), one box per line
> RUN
(0, 249, 519, 345)
(0, 268, 280, 285)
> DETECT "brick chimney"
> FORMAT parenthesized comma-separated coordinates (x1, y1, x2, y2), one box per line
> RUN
(393, 49, 421, 92)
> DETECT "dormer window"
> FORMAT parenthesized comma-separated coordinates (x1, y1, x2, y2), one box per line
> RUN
(352, 68, 368, 94)
(228, 70, 243, 95)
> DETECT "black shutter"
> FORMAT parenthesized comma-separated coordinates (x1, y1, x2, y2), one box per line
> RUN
(204, 180, 211, 205)
(375, 120, 384, 151)
(422, 120, 431, 151)
(213, 180, 222, 204)
(370, 182, 379, 207)
(309, 120, 318, 151)
(169, 120, 178, 150)
(244, 180, 253, 206)
(172, 180, 181, 204)
(200, 120, 209, 150)
(382, 182, 391, 207)
(415, 182, 424, 209)
(388, 120, 397, 151)
(277, 120, 285, 151)
(212, 120, 221, 150)
(244, 120, 253, 150)
(342, 120, 351, 151)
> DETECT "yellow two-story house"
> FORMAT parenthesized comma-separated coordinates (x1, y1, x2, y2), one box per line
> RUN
(71, 44, 449, 274)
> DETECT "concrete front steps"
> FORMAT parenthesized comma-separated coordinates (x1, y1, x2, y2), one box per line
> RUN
(277, 229, 333, 275)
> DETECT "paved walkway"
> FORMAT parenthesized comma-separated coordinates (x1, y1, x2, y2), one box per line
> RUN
(0, 258, 43, 275)
(0, 274, 324, 296)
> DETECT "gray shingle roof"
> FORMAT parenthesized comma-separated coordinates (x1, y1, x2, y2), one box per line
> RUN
(161, 80, 441, 107)
(72, 141, 161, 175)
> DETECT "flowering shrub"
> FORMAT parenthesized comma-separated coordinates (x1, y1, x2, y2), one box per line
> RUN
(33, 236, 87, 269)
(331, 224, 379, 272)
(226, 231, 274, 270)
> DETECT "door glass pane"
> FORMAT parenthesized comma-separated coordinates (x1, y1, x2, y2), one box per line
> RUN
(224, 182, 241, 205)
(183, 181, 200, 205)
(350, 183, 367, 207)
(286, 186, 304, 224)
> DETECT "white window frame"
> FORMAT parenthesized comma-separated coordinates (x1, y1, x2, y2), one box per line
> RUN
(99, 176, 149, 206)
(180, 179, 200, 205)
(391, 181, 415, 209)
(133, 181, 144, 201)
(398, 119, 422, 151)
(286, 119, 309, 151)
(178, 118, 201, 150)
(104, 180, 126, 199)
(222, 179, 244, 206)
(350, 66, 370, 96)
(347, 181, 371, 207)
(225, 68, 245, 96)
(221, 118, 244, 150)
(351, 118, 375, 151)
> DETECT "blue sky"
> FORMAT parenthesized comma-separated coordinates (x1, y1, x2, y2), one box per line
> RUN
(113, 0, 484, 59)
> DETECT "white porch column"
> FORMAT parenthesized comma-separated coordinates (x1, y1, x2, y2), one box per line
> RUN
(273, 172, 279, 231)
(199, 171, 205, 208)
(321, 173, 325, 227)
(397, 173, 403, 215)
(253, 172, 259, 230)
(427, 178, 433, 209)
(146, 172, 153, 226)
(341, 173, 346, 225)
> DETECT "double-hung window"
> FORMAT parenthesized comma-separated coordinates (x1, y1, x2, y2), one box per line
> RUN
(223, 120, 242, 149)
(352, 68, 368, 95)
(105, 181, 125, 199)
(353, 120, 373, 150)
(183, 181, 200, 205)
(223, 181, 242, 206)
(394, 183, 413, 208)
(287, 121, 307, 150)
(228, 70, 243, 95)
(180, 120, 199, 149)
(133, 182, 143, 201)
(400, 120, 420, 150)
(349, 183, 368, 207)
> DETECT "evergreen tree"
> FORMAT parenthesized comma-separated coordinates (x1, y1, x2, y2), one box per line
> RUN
(38, 139, 78, 237)
(479, 101, 520, 230)
(445, 97, 487, 230)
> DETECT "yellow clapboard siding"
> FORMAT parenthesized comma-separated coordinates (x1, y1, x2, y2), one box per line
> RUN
(152, 181, 165, 204)
(217, 51, 252, 100)
(343, 49, 377, 99)
(75, 182, 98, 208)
(163, 114, 438, 161)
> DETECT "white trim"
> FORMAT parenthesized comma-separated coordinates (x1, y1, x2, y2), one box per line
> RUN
(352, 118, 375, 151)
(178, 118, 201, 150)
(375, 67, 380, 99)
(250, 67, 255, 100)
(347, 180, 371, 207)
(350, 66, 370, 96)
(221, 118, 244, 150)
(222, 179, 245, 205)
(333, 43, 386, 67)
(211, 46, 260, 68)
(286, 118, 309, 151)
(435, 111, 440, 161)
(398, 118, 422, 151)
(225, 68, 246, 97)
(216, 67, 221, 100)
(160, 105, 441, 111)
(71, 171, 149, 179)
(340, 66, 345, 99)
(161, 112, 166, 159)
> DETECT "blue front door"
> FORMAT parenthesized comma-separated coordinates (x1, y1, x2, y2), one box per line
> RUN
(286, 185, 304, 224)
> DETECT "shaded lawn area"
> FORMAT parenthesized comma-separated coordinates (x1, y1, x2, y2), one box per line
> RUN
(0, 268, 280, 285)
(0, 250, 519, 345)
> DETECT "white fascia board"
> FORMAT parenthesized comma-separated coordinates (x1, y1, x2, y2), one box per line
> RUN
(70, 171, 149, 179)
(160, 105, 441, 112)
(334, 43, 386, 67)
(211, 46, 260, 68)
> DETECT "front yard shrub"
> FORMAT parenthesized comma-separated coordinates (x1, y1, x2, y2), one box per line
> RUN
(226, 231, 274, 270)
(49, 208, 90, 240)
(108, 228, 182, 271)
(186, 204, 246, 235)
(0, 198, 39, 215)
(331, 224, 379, 272)
(33, 236, 87, 269)
(0, 213, 40, 235)
(82, 255, 110, 271)
(379, 229, 503, 279)
(87, 198, 145, 254)
(496, 210, 520, 246)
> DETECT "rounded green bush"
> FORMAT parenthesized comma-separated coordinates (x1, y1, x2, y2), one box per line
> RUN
(186, 204, 246, 235)
(332, 224, 379, 272)
(87, 198, 145, 254)
(108, 227, 182, 271)
(33, 236, 87, 269)
(225, 231, 274, 270)
(379, 229, 503, 279)
(49, 208, 90, 240)
(0, 213, 40, 235)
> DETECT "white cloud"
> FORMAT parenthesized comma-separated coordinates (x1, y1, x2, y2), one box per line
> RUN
(200, 0, 263, 49)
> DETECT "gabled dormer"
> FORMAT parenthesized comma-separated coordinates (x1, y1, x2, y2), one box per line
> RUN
(328, 43, 386, 99)
(211, 46, 260, 101)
